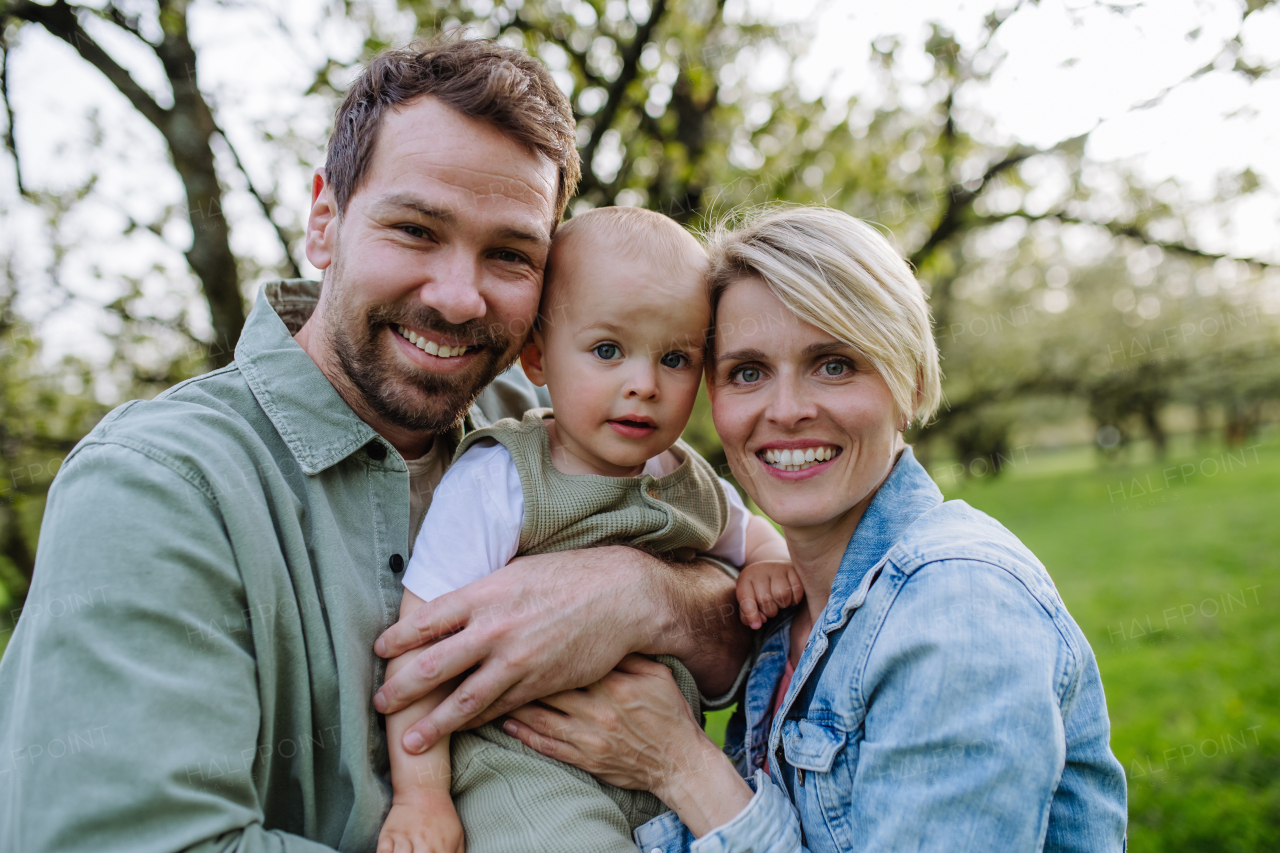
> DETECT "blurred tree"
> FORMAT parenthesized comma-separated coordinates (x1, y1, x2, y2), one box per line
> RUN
(0, 0, 1277, 609)
(1, 252, 107, 638)
(367, 0, 1276, 466)
(1, 0, 303, 367)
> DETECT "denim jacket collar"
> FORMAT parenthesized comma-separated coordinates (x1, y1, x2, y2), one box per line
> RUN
(822, 444, 944, 632)
(235, 281, 471, 476)
(749, 446, 943, 775)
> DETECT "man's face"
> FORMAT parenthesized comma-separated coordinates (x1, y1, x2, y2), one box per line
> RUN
(304, 96, 558, 438)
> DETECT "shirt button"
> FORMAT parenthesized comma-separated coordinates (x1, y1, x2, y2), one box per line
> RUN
(389, 554, 404, 573)
(365, 441, 387, 461)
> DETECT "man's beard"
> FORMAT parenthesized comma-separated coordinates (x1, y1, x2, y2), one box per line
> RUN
(327, 299, 521, 436)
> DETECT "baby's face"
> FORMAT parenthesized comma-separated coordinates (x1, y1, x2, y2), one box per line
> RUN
(527, 245, 710, 474)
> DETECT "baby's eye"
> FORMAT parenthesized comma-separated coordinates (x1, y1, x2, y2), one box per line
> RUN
(732, 365, 763, 384)
(661, 352, 690, 369)
(593, 343, 621, 360)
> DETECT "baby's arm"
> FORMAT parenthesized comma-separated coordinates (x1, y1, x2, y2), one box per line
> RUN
(379, 589, 465, 853)
(736, 516, 804, 630)
(379, 440, 524, 853)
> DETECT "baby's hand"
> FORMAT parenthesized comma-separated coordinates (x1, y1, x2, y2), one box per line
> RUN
(377, 791, 465, 853)
(736, 560, 804, 630)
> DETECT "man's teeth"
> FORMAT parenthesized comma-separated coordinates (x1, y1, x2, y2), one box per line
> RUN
(762, 446, 838, 471)
(397, 326, 471, 358)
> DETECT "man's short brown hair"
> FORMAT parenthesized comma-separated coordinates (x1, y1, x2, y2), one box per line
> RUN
(326, 37, 581, 223)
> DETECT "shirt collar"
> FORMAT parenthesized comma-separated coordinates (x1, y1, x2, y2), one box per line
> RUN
(235, 280, 470, 475)
(825, 445, 943, 625)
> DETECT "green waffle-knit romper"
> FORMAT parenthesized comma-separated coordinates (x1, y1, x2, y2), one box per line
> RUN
(447, 409, 728, 853)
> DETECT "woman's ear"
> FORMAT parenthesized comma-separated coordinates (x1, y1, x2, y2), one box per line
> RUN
(521, 330, 548, 386)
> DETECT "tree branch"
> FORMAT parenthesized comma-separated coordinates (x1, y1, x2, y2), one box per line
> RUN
(4, 0, 169, 129)
(212, 124, 302, 279)
(99, 2, 149, 44)
(0, 34, 24, 197)
(910, 146, 1036, 268)
(578, 0, 669, 186)
(975, 210, 1276, 269)
(506, 9, 606, 92)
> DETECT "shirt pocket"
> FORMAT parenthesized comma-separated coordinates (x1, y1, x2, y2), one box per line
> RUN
(781, 718, 858, 851)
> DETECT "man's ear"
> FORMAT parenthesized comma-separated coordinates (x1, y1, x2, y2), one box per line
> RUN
(520, 331, 548, 387)
(305, 169, 338, 271)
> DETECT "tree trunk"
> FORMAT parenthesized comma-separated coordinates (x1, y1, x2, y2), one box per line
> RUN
(5, 0, 246, 367)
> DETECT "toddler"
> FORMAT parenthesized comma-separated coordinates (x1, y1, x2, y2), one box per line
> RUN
(378, 207, 802, 853)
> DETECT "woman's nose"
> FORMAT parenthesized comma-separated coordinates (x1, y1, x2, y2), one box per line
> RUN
(766, 374, 816, 427)
(418, 251, 487, 325)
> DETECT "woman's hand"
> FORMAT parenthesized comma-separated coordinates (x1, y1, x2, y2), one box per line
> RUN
(502, 655, 755, 837)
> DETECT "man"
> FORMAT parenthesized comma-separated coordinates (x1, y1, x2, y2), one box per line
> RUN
(0, 39, 747, 852)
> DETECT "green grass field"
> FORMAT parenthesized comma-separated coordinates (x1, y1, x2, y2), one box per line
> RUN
(707, 437, 1280, 851)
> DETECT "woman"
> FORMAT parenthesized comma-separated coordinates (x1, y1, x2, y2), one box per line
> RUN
(503, 206, 1128, 851)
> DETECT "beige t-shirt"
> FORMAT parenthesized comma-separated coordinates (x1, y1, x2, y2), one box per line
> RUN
(406, 440, 449, 555)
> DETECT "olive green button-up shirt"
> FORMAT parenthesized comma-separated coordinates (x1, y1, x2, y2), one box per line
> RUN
(0, 281, 545, 852)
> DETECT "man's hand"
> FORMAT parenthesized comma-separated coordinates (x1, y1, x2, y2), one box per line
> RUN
(373, 545, 746, 753)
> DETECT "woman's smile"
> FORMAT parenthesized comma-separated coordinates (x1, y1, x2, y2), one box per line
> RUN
(755, 442, 842, 476)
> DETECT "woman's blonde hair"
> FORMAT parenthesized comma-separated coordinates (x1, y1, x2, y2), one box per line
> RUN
(705, 205, 943, 428)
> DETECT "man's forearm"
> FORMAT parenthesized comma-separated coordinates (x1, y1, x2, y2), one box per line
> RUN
(639, 556, 751, 699)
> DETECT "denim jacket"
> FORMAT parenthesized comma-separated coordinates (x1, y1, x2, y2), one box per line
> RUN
(635, 447, 1127, 853)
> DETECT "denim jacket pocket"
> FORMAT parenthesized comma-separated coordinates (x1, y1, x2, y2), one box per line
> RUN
(781, 718, 847, 771)
(781, 719, 858, 850)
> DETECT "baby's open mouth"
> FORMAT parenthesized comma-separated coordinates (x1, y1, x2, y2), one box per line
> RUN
(608, 418, 658, 437)
(759, 446, 839, 472)
(395, 325, 477, 359)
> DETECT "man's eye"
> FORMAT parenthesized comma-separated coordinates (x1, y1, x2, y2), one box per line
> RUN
(733, 366, 762, 383)
(594, 343, 621, 360)
(493, 249, 524, 263)
(661, 352, 689, 369)
(400, 225, 427, 239)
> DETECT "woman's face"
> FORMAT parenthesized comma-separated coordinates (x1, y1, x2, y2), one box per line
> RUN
(709, 276, 902, 532)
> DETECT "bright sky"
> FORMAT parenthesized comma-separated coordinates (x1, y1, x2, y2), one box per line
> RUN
(774, 0, 1280, 257)
(1, 0, 1276, 368)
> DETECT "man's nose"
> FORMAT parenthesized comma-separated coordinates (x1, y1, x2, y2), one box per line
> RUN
(418, 250, 486, 325)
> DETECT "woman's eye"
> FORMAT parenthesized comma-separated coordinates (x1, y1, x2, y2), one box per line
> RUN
(733, 366, 762, 384)
(661, 352, 689, 369)
(821, 360, 849, 377)
(593, 343, 621, 360)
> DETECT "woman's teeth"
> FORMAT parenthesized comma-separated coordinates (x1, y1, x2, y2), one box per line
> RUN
(762, 446, 838, 471)
(397, 325, 472, 358)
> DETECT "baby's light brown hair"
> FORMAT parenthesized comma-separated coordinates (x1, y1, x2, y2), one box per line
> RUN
(540, 206, 708, 323)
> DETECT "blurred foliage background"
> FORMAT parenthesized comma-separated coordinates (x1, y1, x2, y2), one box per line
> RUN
(1, 0, 1277, 848)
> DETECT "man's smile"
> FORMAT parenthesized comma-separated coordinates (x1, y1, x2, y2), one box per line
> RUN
(394, 324, 478, 359)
